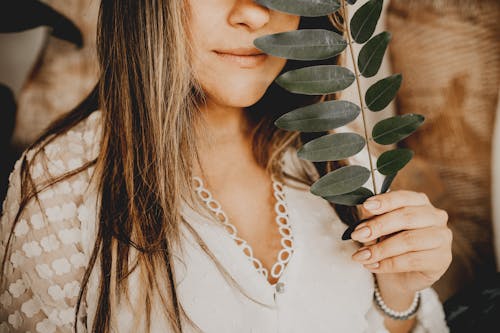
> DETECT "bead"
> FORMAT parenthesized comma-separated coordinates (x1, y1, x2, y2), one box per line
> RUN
(275, 282, 286, 294)
(373, 281, 421, 321)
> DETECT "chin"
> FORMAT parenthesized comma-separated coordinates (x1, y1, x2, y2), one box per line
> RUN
(212, 82, 271, 108)
(228, 94, 265, 108)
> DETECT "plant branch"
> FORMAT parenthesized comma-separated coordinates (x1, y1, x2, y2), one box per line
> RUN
(340, 0, 378, 195)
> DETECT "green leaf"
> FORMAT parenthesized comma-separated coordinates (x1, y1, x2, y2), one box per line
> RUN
(298, 133, 365, 161)
(350, 0, 383, 44)
(275, 100, 361, 132)
(365, 74, 402, 112)
(381, 172, 397, 193)
(372, 114, 425, 145)
(276, 65, 355, 95)
(311, 165, 371, 196)
(254, 0, 340, 17)
(254, 29, 347, 61)
(376, 149, 413, 175)
(358, 31, 391, 78)
(347, 0, 358, 4)
(323, 187, 374, 206)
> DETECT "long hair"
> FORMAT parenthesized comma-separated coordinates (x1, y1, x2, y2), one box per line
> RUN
(1, 1, 357, 332)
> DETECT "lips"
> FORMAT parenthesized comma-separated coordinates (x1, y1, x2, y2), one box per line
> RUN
(213, 47, 268, 68)
(215, 47, 264, 56)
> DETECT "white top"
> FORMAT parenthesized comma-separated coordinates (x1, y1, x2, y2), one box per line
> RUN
(0, 111, 449, 332)
(191, 174, 295, 284)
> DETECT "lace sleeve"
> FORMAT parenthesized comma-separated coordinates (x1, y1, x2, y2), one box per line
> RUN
(0, 115, 100, 332)
(365, 287, 449, 333)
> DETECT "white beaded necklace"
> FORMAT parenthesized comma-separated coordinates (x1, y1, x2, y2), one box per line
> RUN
(192, 174, 295, 284)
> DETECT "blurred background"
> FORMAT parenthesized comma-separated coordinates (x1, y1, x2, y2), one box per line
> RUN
(0, 0, 499, 331)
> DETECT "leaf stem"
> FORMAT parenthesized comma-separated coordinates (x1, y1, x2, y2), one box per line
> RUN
(340, 0, 378, 195)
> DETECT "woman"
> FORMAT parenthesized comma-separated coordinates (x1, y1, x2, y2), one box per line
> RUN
(0, 0, 452, 332)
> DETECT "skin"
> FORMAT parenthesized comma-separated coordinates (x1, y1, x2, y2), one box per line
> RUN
(188, 0, 301, 288)
(187, 1, 453, 332)
(353, 192, 452, 331)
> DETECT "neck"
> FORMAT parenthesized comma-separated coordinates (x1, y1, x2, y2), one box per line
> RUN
(195, 99, 251, 149)
(193, 99, 255, 177)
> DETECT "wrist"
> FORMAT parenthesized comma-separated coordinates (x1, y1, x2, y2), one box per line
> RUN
(375, 274, 419, 311)
(373, 277, 421, 321)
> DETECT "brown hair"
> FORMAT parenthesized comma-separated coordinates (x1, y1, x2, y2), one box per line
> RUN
(1, 1, 356, 332)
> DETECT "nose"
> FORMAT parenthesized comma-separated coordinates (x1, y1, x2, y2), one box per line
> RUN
(228, 0, 270, 31)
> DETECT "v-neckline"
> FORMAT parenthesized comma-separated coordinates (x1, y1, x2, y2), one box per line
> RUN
(190, 174, 296, 288)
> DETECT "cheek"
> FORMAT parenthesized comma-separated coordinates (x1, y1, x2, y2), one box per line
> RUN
(288, 15, 301, 31)
(187, 2, 295, 107)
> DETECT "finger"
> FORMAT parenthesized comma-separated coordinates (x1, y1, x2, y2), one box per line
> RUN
(363, 248, 452, 274)
(358, 190, 431, 220)
(352, 227, 452, 265)
(356, 205, 374, 221)
(351, 205, 448, 243)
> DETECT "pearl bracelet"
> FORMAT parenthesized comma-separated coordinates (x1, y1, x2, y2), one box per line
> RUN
(373, 282, 421, 321)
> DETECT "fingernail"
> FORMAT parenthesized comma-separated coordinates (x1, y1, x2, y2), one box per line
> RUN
(351, 226, 371, 240)
(363, 200, 380, 210)
(352, 248, 371, 261)
(365, 262, 380, 269)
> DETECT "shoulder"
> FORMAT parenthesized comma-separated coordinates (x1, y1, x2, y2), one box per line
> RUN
(1, 107, 103, 227)
(1, 110, 102, 215)
(4, 110, 103, 203)
(0, 111, 101, 256)
(28, 110, 103, 178)
(1, 110, 103, 254)
(0, 111, 103, 331)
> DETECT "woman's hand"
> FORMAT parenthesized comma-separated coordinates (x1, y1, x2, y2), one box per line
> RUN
(350, 190, 452, 297)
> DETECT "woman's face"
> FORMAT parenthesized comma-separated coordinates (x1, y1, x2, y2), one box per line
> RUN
(188, 0, 300, 109)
